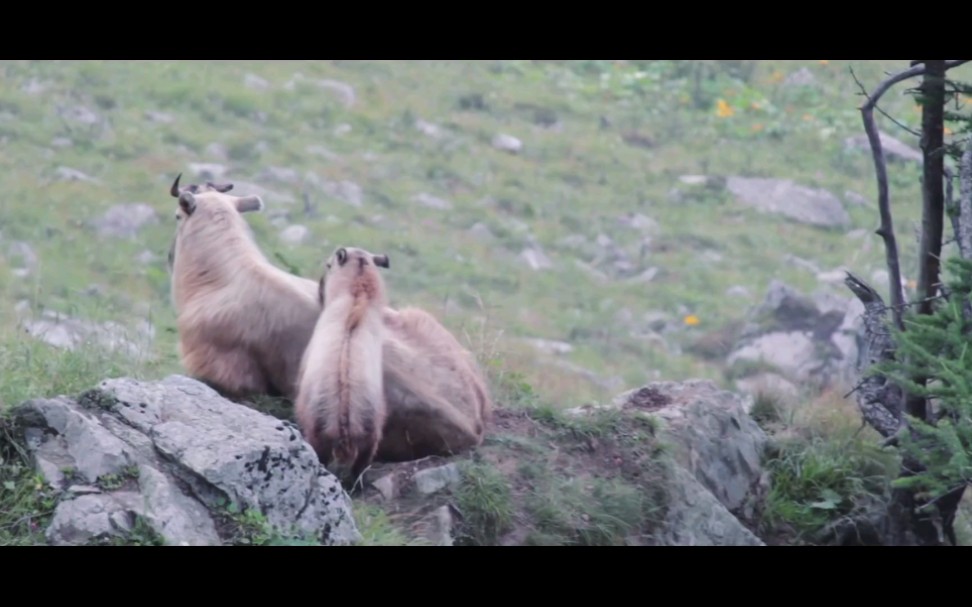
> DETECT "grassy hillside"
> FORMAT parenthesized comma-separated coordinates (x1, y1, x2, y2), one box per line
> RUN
(0, 59, 968, 410)
(3, 59, 972, 546)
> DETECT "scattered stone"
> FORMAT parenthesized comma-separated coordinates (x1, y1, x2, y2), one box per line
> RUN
(844, 130, 922, 163)
(726, 176, 850, 228)
(467, 223, 495, 242)
(244, 73, 270, 90)
(370, 475, 397, 501)
(412, 193, 453, 210)
(844, 190, 870, 207)
(519, 247, 553, 271)
(188, 163, 228, 181)
(59, 105, 100, 126)
(91, 203, 159, 239)
(521, 338, 574, 356)
(492, 133, 522, 153)
(783, 67, 816, 87)
(305, 145, 339, 160)
(279, 224, 309, 245)
(415, 119, 442, 138)
(55, 166, 99, 183)
(20, 311, 154, 360)
(412, 464, 461, 495)
(144, 111, 174, 124)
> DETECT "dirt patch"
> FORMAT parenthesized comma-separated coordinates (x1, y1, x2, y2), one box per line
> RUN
(621, 386, 672, 411)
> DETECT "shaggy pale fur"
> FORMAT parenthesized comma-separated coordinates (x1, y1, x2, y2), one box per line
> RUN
(377, 305, 493, 461)
(168, 175, 320, 401)
(167, 173, 491, 462)
(294, 246, 390, 485)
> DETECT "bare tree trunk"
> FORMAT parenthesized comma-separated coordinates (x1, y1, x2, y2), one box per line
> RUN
(846, 61, 971, 545)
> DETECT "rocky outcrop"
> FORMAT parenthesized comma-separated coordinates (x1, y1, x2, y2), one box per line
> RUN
(6, 373, 774, 546)
(10, 375, 360, 546)
(727, 280, 864, 401)
(569, 380, 768, 546)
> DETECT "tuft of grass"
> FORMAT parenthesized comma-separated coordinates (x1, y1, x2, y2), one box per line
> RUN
(0, 416, 58, 545)
(216, 501, 320, 546)
(354, 504, 428, 546)
(452, 460, 515, 545)
(749, 392, 784, 428)
(526, 476, 647, 546)
(758, 390, 898, 543)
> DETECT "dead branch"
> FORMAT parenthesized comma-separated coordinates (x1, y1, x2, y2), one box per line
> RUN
(850, 66, 919, 330)
(842, 271, 904, 438)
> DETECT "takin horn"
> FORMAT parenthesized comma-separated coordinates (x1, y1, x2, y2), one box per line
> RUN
(170, 173, 183, 198)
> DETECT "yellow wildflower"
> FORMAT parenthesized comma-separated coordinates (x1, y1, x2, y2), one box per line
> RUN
(769, 71, 784, 84)
(716, 99, 734, 118)
(819, 60, 829, 66)
(944, 126, 953, 136)
(683, 314, 700, 326)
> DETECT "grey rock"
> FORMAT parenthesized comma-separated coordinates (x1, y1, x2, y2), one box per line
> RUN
(570, 380, 768, 545)
(188, 163, 228, 181)
(12, 375, 361, 546)
(55, 166, 99, 183)
(615, 380, 766, 515)
(279, 224, 309, 245)
(844, 130, 922, 163)
(92, 203, 159, 239)
(59, 105, 101, 126)
(519, 248, 553, 271)
(412, 464, 460, 495)
(658, 464, 765, 546)
(415, 119, 442, 138)
(45, 493, 135, 545)
(492, 133, 522, 153)
(726, 176, 850, 228)
(412, 193, 453, 210)
(145, 111, 174, 124)
(467, 223, 495, 242)
(20, 311, 152, 360)
(244, 73, 270, 90)
(370, 474, 397, 501)
(783, 67, 816, 88)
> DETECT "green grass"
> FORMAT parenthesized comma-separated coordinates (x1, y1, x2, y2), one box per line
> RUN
(755, 390, 901, 544)
(2, 59, 965, 413)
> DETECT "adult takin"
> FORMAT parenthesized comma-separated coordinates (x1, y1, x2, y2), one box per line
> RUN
(167, 173, 321, 402)
(295, 246, 391, 486)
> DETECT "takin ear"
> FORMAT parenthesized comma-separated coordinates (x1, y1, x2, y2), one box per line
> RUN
(235, 195, 264, 214)
(179, 192, 196, 216)
(336, 247, 348, 266)
(372, 254, 390, 269)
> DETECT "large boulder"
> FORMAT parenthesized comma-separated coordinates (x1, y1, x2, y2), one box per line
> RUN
(569, 379, 768, 545)
(727, 280, 864, 400)
(11, 375, 361, 546)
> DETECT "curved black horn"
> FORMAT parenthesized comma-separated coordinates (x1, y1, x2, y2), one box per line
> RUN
(170, 173, 183, 198)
